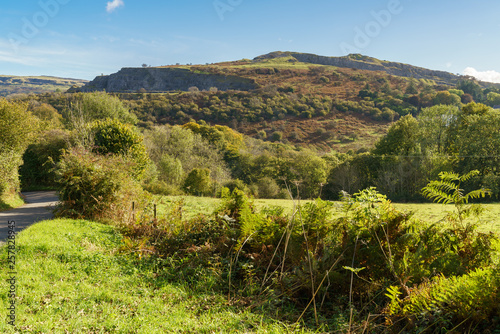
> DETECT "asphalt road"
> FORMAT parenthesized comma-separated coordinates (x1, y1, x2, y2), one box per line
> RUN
(0, 191, 59, 245)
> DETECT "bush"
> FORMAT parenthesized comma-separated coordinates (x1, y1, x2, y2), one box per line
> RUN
(254, 177, 281, 198)
(270, 131, 283, 142)
(90, 119, 150, 180)
(143, 181, 184, 196)
(55, 148, 148, 224)
(223, 179, 249, 194)
(183, 168, 212, 196)
(20, 129, 69, 190)
(0, 99, 40, 196)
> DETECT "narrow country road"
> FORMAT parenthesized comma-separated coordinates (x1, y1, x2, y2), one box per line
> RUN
(0, 191, 59, 245)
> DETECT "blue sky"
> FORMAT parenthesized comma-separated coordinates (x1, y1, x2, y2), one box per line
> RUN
(1, 0, 500, 82)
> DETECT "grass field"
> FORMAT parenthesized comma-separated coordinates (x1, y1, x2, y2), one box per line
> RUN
(156, 196, 500, 234)
(1, 199, 498, 332)
(0, 219, 306, 333)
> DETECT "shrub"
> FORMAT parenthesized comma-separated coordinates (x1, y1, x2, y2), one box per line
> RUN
(20, 129, 70, 190)
(254, 177, 281, 199)
(270, 131, 283, 142)
(223, 179, 249, 194)
(64, 92, 137, 128)
(386, 267, 500, 332)
(55, 148, 148, 224)
(183, 168, 212, 196)
(143, 181, 184, 196)
(0, 99, 40, 196)
(90, 119, 150, 180)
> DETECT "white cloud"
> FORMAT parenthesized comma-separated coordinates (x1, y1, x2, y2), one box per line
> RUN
(106, 0, 124, 13)
(463, 67, 500, 84)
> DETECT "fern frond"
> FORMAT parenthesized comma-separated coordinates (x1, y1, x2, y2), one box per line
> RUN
(437, 171, 460, 182)
(426, 180, 459, 194)
(422, 187, 455, 204)
(463, 188, 492, 203)
(458, 169, 480, 183)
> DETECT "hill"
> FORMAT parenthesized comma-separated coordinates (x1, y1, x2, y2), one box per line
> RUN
(79, 52, 470, 93)
(42, 52, 500, 152)
(0, 75, 87, 97)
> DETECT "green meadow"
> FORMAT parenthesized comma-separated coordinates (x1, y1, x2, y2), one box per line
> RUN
(157, 196, 500, 234)
(0, 219, 304, 333)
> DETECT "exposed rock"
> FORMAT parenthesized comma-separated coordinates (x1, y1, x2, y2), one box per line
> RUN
(80, 67, 257, 93)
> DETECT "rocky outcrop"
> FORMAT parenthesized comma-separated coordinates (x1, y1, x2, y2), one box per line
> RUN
(80, 67, 257, 93)
(255, 52, 461, 85)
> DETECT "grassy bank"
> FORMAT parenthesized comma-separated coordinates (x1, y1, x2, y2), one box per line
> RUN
(0, 219, 307, 333)
(0, 192, 24, 212)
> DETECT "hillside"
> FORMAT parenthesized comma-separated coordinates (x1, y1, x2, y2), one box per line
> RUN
(36, 52, 499, 152)
(79, 52, 469, 93)
(0, 75, 87, 97)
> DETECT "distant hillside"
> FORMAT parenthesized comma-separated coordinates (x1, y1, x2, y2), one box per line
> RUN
(78, 51, 481, 94)
(32, 52, 499, 152)
(255, 52, 462, 85)
(0, 75, 87, 97)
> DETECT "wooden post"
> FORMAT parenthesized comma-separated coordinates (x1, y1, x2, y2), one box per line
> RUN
(132, 201, 135, 222)
(154, 204, 157, 220)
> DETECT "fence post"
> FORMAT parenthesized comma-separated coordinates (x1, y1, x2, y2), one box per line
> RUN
(132, 201, 135, 222)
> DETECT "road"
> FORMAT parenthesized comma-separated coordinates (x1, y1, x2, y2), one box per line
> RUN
(0, 191, 59, 245)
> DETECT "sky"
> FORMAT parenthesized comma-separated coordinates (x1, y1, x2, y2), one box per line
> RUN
(1, 0, 500, 82)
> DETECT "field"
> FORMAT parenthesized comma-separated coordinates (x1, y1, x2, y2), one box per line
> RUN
(1, 198, 498, 332)
(158, 196, 500, 234)
(0, 219, 303, 333)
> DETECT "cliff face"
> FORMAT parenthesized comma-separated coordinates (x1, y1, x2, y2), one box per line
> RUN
(255, 52, 461, 85)
(80, 67, 257, 92)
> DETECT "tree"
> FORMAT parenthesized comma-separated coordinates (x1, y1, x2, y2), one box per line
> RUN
(143, 125, 230, 188)
(20, 129, 70, 190)
(64, 92, 138, 129)
(457, 80, 484, 102)
(158, 154, 184, 185)
(90, 119, 150, 180)
(432, 91, 461, 106)
(183, 168, 212, 196)
(453, 109, 500, 175)
(373, 115, 421, 157)
(0, 99, 40, 195)
(486, 92, 500, 107)
(417, 105, 460, 154)
(290, 151, 329, 198)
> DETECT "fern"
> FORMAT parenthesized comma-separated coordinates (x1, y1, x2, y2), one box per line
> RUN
(422, 170, 491, 228)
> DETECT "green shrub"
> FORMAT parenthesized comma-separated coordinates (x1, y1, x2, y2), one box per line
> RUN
(223, 179, 249, 194)
(90, 118, 150, 180)
(55, 148, 148, 224)
(183, 168, 212, 196)
(20, 129, 70, 190)
(143, 181, 184, 196)
(0, 99, 40, 196)
(386, 267, 500, 332)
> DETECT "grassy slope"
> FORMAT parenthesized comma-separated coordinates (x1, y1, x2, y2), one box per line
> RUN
(0, 219, 305, 333)
(0, 192, 24, 212)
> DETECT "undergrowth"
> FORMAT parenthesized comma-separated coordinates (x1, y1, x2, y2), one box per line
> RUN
(119, 183, 500, 333)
